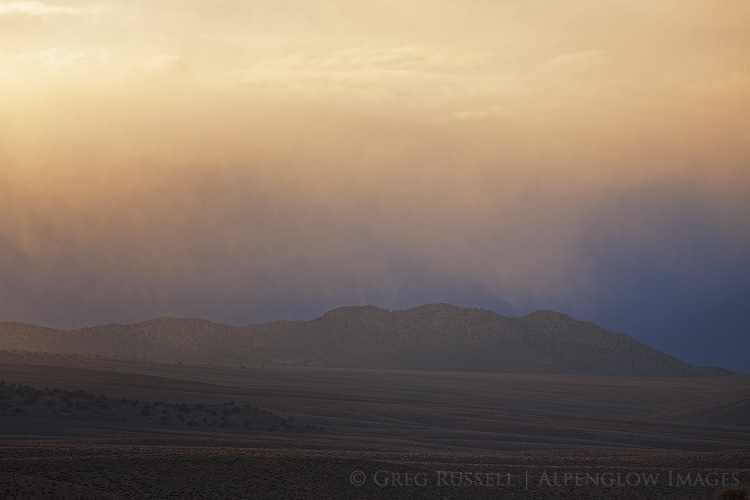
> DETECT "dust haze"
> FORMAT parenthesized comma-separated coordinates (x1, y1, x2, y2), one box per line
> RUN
(1, 0, 749, 370)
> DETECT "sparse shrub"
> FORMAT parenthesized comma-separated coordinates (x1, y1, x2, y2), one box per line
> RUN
(714, 487, 750, 500)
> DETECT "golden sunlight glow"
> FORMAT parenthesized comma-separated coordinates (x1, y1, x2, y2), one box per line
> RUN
(1, 0, 748, 326)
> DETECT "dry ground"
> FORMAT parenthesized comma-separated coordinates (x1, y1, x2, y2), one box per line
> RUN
(1, 351, 748, 499)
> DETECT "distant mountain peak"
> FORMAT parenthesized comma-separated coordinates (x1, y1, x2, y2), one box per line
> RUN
(322, 305, 388, 316)
(521, 309, 575, 321)
(0, 304, 735, 377)
(411, 303, 462, 312)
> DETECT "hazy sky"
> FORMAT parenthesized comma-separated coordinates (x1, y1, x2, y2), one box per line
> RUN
(1, 0, 749, 372)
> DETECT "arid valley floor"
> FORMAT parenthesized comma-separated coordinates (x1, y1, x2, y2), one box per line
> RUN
(1, 350, 749, 499)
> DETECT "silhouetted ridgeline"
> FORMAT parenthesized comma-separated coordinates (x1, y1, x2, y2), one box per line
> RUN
(0, 304, 733, 377)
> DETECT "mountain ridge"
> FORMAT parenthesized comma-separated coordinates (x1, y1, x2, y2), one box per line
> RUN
(0, 304, 733, 377)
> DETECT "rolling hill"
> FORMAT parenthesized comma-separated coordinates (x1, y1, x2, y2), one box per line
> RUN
(0, 304, 732, 377)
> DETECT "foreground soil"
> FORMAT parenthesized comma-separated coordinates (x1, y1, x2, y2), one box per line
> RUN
(1, 351, 748, 499)
(1, 442, 748, 499)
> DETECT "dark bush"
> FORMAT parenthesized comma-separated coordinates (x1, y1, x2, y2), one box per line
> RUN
(714, 487, 750, 500)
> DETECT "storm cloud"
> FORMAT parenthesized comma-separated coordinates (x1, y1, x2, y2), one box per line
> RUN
(1, 0, 749, 372)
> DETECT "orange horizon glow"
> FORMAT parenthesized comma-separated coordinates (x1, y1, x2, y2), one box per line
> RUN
(1, 0, 749, 332)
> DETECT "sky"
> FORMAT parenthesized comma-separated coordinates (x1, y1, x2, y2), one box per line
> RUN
(1, 0, 749, 372)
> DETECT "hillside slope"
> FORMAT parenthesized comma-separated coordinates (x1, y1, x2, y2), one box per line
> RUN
(0, 304, 732, 377)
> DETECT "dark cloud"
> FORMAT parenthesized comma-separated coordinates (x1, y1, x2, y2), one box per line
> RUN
(1, 0, 749, 373)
